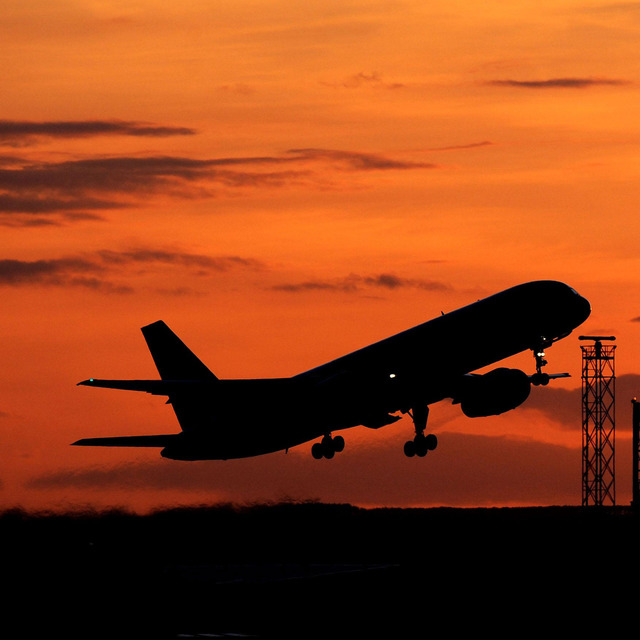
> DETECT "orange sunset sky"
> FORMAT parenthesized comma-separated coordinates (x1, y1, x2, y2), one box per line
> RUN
(2, 1, 640, 512)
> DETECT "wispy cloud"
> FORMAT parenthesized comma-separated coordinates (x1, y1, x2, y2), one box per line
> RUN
(322, 71, 405, 90)
(580, 2, 640, 15)
(487, 77, 629, 89)
(0, 119, 196, 146)
(0, 155, 302, 225)
(216, 83, 256, 95)
(96, 249, 264, 271)
(0, 257, 132, 293)
(273, 273, 451, 294)
(0, 147, 437, 226)
(426, 141, 494, 152)
(0, 249, 264, 294)
(287, 149, 435, 170)
(0, 193, 124, 214)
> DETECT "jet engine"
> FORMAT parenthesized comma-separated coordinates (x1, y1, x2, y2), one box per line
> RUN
(456, 367, 531, 418)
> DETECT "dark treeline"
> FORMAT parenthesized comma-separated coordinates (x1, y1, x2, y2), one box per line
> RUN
(3, 503, 639, 638)
(3, 501, 638, 560)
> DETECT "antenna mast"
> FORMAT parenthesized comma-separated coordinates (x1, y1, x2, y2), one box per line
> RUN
(580, 336, 616, 506)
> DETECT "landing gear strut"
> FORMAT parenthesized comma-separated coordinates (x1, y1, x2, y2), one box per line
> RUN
(403, 404, 438, 457)
(312, 434, 345, 459)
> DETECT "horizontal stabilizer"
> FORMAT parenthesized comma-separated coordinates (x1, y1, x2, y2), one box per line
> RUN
(73, 434, 180, 447)
(78, 379, 163, 393)
(77, 378, 210, 395)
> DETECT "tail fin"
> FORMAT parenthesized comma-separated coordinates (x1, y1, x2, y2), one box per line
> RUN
(141, 321, 217, 381)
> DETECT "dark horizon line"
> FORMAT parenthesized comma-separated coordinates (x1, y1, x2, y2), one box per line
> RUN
(0, 500, 626, 520)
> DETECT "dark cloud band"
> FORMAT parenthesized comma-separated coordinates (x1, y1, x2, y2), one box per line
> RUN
(0, 249, 264, 294)
(487, 77, 628, 89)
(273, 273, 450, 293)
(0, 148, 437, 226)
(0, 119, 196, 144)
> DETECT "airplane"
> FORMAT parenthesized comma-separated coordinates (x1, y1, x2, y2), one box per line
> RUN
(73, 280, 591, 460)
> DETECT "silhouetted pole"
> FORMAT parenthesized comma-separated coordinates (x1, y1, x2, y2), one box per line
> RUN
(580, 336, 616, 507)
(633, 399, 640, 510)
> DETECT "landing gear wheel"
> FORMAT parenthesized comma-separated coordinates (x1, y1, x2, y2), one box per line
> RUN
(312, 434, 345, 459)
(404, 439, 416, 457)
(414, 434, 429, 457)
(425, 433, 438, 451)
(404, 433, 438, 457)
(332, 435, 345, 453)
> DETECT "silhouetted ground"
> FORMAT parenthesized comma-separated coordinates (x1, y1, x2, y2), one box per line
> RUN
(3, 502, 639, 638)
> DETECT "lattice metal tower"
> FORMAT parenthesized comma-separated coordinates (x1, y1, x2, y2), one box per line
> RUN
(580, 336, 616, 506)
(632, 399, 640, 510)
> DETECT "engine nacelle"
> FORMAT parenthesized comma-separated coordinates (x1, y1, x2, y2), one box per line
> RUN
(457, 368, 531, 418)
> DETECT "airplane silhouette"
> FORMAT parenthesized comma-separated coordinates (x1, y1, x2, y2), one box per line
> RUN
(74, 280, 590, 460)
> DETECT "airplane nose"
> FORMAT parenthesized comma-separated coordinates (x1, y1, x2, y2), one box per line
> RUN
(575, 294, 591, 324)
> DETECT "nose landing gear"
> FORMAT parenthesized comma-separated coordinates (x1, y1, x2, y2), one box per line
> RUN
(529, 338, 572, 387)
(531, 340, 551, 386)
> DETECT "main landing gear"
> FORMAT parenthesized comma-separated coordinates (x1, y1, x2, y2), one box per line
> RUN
(312, 434, 345, 459)
(403, 404, 438, 458)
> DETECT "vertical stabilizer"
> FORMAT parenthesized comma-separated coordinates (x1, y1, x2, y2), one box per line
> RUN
(141, 321, 217, 381)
